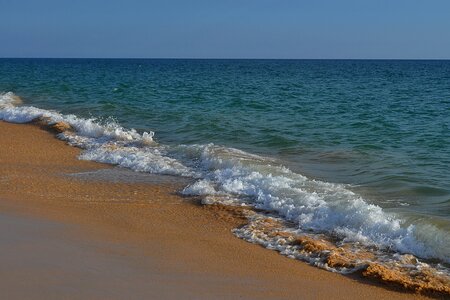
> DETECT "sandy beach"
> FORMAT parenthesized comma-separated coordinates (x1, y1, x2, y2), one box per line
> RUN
(0, 121, 435, 299)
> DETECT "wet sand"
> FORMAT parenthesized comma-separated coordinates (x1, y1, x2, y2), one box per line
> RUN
(0, 121, 433, 299)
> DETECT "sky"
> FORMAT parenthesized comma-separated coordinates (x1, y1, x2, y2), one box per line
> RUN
(1, 0, 450, 59)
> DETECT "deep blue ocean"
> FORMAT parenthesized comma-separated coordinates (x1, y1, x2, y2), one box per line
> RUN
(1, 59, 449, 271)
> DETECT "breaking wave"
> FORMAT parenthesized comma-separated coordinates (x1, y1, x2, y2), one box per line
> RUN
(1, 91, 449, 294)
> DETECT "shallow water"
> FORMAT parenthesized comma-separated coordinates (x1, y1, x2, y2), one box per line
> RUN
(67, 167, 188, 186)
(1, 59, 449, 275)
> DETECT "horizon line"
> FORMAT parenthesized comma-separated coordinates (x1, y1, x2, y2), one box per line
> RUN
(1, 57, 450, 61)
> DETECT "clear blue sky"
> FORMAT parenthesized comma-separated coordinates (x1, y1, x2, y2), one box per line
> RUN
(1, 0, 450, 59)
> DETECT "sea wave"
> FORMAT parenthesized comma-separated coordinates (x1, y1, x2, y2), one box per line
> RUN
(0, 92, 154, 144)
(179, 144, 449, 262)
(1, 91, 449, 292)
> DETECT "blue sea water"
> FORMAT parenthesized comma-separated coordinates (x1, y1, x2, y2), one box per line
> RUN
(0, 59, 449, 270)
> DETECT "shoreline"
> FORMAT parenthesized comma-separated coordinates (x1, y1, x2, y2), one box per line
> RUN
(0, 121, 437, 299)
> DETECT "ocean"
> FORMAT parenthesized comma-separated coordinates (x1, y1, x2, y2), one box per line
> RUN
(1, 59, 449, 282)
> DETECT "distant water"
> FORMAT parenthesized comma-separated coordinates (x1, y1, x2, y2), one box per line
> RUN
(1, 59, 449, 278)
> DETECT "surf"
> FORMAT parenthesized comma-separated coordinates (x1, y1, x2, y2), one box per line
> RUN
(1, 91, 449, 294)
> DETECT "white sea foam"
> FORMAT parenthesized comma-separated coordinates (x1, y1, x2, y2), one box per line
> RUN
(0, 92, 155, 144)
(1, 91, 449, 265)
(180, 144, 450, 263)
(0, 91, 22, 107)
(78, 144, 194, 176)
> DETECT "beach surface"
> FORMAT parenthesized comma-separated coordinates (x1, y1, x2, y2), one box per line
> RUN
(0, 121, 432, 299)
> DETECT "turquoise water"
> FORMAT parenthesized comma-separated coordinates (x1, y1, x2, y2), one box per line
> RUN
(1, 59, 449, 267)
